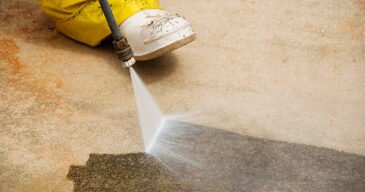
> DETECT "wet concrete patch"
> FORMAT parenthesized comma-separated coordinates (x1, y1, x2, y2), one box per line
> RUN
(68, 153, 192, 191)
(68, 122, 365, 192)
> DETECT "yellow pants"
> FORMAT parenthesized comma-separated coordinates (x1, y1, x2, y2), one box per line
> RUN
(39, 0, 161, 46)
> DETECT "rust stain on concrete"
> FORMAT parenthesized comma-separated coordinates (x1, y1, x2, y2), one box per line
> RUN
(0, 37, 70, 117)
(0, 38, 25, 81)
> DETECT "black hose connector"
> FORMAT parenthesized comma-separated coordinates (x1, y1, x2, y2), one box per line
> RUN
(98, 0, 135, 67)
(112, 38, 134, 62)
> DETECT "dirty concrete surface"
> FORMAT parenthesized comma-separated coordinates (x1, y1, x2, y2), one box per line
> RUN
(0, 0, 364, 191)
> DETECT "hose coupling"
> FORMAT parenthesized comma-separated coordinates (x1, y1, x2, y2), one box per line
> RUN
(112, 37, 136, 67)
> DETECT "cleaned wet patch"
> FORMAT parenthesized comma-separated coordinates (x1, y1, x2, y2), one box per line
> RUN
(68, 121, 365, 192)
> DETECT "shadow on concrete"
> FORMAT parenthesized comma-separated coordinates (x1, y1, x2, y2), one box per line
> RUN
(132, 53, 179, 84)
(67, 121, 365, 192)
(97, 39, 179, 81)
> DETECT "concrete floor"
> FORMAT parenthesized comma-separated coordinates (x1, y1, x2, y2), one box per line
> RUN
(1, 0, 364, 191)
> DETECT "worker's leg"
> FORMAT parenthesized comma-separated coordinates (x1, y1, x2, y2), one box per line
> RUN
(39, 0, 195, 59)
(38, 0, 161, 46)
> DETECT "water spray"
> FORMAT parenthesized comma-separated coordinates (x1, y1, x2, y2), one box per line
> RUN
(130, 68, 165, 153)
(99, 0, 135, 67)
(99, 0, 163, 152)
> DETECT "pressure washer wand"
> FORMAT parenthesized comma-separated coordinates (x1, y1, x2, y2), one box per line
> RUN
(99, 0, 135, 67)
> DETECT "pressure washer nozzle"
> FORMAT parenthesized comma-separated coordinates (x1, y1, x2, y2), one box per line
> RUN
(99, 0, 135, 68)
(112, 37, 135, 68)
(123, 57, 136, 68)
